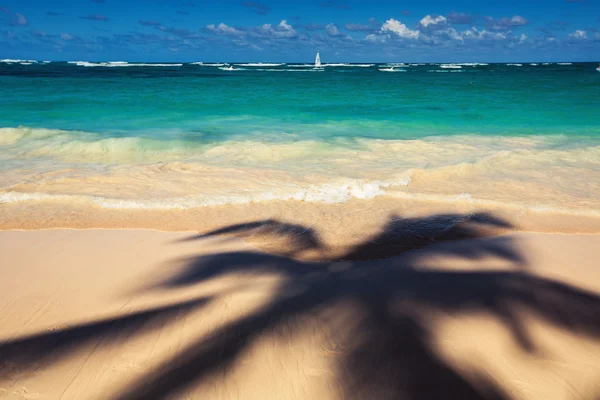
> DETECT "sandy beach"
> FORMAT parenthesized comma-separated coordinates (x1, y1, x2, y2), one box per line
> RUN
(2, 56, 600, 400)
(1, 214, 600, 399)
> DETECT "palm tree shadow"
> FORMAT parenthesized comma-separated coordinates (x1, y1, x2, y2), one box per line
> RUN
(0, 213, 598, 399)
(110, 212, 600, 400)
(0, 297, 212, 381)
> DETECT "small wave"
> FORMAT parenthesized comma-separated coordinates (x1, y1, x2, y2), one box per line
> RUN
(455, 63, 488, 66)
(0, 177, 411, 209)
(440, 64, 462, 69)
(1, 59, 37, 63)
(4, 176, 600, 218)
(379, 68, 406, 72)
(322, 63, 374, 67)
(557, 62, 572, 65)
(530, 63, 539, 66)
(253, 68, 323, 72)
(69, 61, 182, 67)
(190, 62, 226, 66)
(0, 127, 73, 146)
(236, 63, 286, 67)
(4, 127, 599, 216)
(218, 66, 246, 71)
(428, 70, 464, 73)
(287, 64, 316, 68)
(19, 62, 33, 65)
(507, 63, 523, 67)
(387, 191, 600, 218)
(134, 62, 179, 67)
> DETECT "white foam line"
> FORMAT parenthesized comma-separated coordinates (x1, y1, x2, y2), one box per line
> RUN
(322, 64, 374, 67)
(252, 68, 323, 72)
(3, 186, 599, 218)
(218, 67, 246, 71)
(190, 62, 226, 66)
(1, 59, 37, 63)
(0, 178, 411, 209)
(69, 61, 183, 67)
(236, 63, 286, 67)
(387, 190, 600, 217)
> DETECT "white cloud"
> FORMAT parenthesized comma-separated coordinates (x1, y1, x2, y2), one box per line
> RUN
(365, 33, 386, 43)
(381, 18, 420, 39)
(232, 38, 263, 50)
(60, 33, 73, 40)
(279, 20, 293, 32)
(509, 16, 527, 26)
(365, 16, 522, 46)
(486, 15, 528, 30)
(257, 20, 297, 38)
(14, 13, 27, 26)
(206, 23, 244, 36)
(325, 23, 341, 36)
(568, 30, 588, 40)
(461, 28, 507, 41)
(431, 27, 464, 42)
(419, 15, 447, 28)
(519, 33, 527, 43)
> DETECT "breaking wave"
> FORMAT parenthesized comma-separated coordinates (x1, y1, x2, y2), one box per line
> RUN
(68, 61, 183, 67)
(236, 63, 286, 67)
(1, 126, 599, 216)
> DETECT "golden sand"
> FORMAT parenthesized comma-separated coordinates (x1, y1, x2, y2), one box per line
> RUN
(1, 220, 600, 399)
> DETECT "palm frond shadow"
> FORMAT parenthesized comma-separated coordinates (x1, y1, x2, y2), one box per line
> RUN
(0, 212, 598, 400)
(113, 213, 600, 399)
(0, 297, 212, 381)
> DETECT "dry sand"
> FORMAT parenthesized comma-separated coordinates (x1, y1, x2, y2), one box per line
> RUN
(1, 224, 600, 399)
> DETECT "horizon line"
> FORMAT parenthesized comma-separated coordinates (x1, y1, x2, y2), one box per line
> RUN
(2, 59, 598, 64)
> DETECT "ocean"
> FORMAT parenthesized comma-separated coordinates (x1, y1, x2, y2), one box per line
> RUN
(1, 60, 599, 220)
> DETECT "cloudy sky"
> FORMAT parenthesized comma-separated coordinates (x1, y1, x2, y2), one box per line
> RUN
(1, 0, 599, 62)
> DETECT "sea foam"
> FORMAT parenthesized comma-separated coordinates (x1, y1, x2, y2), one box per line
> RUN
(236, 63, 286, 67)
(68, 61, 183, 67)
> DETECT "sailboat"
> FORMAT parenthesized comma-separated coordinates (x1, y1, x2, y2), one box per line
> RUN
(314, 51, 323, 69)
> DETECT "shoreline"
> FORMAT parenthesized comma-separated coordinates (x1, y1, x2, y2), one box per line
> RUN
(2, 196, 600, 236)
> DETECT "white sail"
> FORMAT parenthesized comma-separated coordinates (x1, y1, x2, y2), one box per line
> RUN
(315, 51, 321, 68)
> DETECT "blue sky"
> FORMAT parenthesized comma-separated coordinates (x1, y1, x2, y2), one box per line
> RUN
(1, 0, 599, 62)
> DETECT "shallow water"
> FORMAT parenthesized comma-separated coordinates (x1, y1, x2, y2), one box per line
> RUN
(0, 61, 599, 220)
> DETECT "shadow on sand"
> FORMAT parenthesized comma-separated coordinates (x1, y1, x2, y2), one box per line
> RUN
(1, 212, 600, 399)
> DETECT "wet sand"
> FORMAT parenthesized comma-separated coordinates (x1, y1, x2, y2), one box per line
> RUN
(2, 197, 600, 236)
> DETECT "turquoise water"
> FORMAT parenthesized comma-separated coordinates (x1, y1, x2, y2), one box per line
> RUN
(1, 61, 599, 140)
(0, 60, 599, 214)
